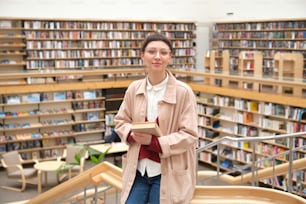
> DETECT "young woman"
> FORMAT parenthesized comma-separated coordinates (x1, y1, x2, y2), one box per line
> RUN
(114, 32, 198, 204)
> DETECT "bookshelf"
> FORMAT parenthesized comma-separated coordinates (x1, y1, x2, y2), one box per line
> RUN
(0, 19, 26, 85)
(260, 52, 304, 96)
(0, 17, 196, 84)
(104, 88, 126, 136)
(211, 18, 306, 81)
(238, 51, 263, 91)
(22, 18, 196, 71)
(273, 52, 304, 81)
(204, 50, 230, 86)
(205, 50, 230, 74)
(0, 89, 106, 161)
(194, 84, 306, 198)
(169, 69, 305, 197)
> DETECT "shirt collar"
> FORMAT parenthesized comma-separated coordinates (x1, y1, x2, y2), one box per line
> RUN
(146, 73, 169, 92)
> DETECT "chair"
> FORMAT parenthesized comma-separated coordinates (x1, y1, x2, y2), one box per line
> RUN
(1, 151, 38, 192)
(57, 145, 88, 182)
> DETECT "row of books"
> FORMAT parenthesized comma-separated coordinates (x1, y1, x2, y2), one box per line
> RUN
(213, 21, 305, 31)
(0, 20, 22, 28)
(0, 137, 42, 152)
(26, 40, 141, 49)
(27, 49, 142, 58)
(217, 40, 305, 49)
(0, 59, 21, 65)
(257, 143, 287, 161)
(0, 133, 41, 142)
(1, 90, 104, 104)
(1, 118, 105, 129)
(26, 48, 193, 59)
(26, 57, 194, 70)
(24, 21, 195, 31)
(227, 49, 279, 58)
(213, 31, 305, 39)
(0, 108, 105, 118)
(26, 58, 143, 69)
(0, 128, 105, 147)
(24, 30, 195, 40)
(73, 122, 104, 132)
(201, 96, 306, 121)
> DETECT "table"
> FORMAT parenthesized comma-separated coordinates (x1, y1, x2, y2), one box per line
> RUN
(34, 160, 65, 193)
(89, 142, 129, 154)
(89, 142, 129, 165)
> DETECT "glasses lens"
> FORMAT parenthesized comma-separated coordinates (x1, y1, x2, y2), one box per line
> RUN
(146, 49, 170, 56)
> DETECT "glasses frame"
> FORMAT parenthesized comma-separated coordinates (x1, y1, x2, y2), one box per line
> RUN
(144, 49, 172, 57)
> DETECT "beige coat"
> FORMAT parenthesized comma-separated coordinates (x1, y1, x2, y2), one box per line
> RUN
(115, 70, 198, 204)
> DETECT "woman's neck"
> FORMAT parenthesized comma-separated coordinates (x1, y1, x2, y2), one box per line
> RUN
(148, 71, 167, 85)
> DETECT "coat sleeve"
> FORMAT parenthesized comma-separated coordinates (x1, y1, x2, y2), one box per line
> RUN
(158, 84, 198, 158)
(114, 85, 134, 143)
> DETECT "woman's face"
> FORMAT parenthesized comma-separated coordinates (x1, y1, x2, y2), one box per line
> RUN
(141, 41, 172, 73)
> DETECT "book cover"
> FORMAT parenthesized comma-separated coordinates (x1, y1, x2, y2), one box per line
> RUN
(131, 122, 162, 137)
(22, 93, 40, 103)
(83, 90, 96, 99)
(6, 95, 21, 104)
(53, 92, 66, 101)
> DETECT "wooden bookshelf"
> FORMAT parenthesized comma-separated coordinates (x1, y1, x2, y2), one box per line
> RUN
(273, 52, 304, 81)
(211, 18, 306, 81)
(205, 50, 230, 74)
(204, 50, 230, 86)
(193, 83, 306, 198)
(0, 89, 106, 160)
(238, 51, 263, 91)
(0, 19, 26, 84)
(0, 17, 196, 84)
(104, 87, 126, 136)
(22, 18, 196, 71)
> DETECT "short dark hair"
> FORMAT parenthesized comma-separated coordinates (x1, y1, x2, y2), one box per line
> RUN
(141, 32, 173, 53)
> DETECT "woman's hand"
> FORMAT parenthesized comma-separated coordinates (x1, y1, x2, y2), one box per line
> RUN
(131, 131, 152, 145)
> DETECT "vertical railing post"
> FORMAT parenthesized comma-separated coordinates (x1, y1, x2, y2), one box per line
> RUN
(251, 141, 256, 186)
(272, 156, 276, 189)
(287, 136, 294, 194)
(217, 144, 220, 178)
(196, 146, 199, 184)
(94, 185, 98, 204)
(83, 187, 87, 204)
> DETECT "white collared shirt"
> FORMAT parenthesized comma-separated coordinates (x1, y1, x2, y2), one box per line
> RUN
(137, 73, 168, 177)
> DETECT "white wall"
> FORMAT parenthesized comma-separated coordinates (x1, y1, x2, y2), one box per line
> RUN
(0, 0, 305, 69)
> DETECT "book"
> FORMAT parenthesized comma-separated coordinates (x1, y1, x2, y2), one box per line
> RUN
(83, 90, 96, 99)
(131, 122, 162, 137)
(53, 92, 66, 101)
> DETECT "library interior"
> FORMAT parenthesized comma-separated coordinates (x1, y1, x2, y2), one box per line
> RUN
(0, 0, 305, 203)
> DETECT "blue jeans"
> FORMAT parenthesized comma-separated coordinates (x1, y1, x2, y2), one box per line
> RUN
(125, 170, 161, 204)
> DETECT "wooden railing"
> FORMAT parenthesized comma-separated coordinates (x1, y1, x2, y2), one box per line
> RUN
(26, 160, 306, 204)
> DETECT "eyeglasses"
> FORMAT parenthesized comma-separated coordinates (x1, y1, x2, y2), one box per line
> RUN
(145, 49, 171, 57)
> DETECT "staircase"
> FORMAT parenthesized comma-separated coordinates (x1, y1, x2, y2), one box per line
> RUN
(26, 132, 306, 204)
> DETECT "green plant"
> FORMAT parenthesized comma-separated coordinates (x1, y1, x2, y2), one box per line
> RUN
(58, 144, 111, 173)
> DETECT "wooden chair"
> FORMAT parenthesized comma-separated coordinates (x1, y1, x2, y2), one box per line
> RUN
(1, 151, 38, 192)
(57, 145, 88, 182)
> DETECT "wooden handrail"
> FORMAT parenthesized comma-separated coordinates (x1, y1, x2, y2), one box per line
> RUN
(26, 161, 121, 204)
(191, 186, 306, 204)
(0, 68, 145, 80)
(198, 157, 306, 185)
